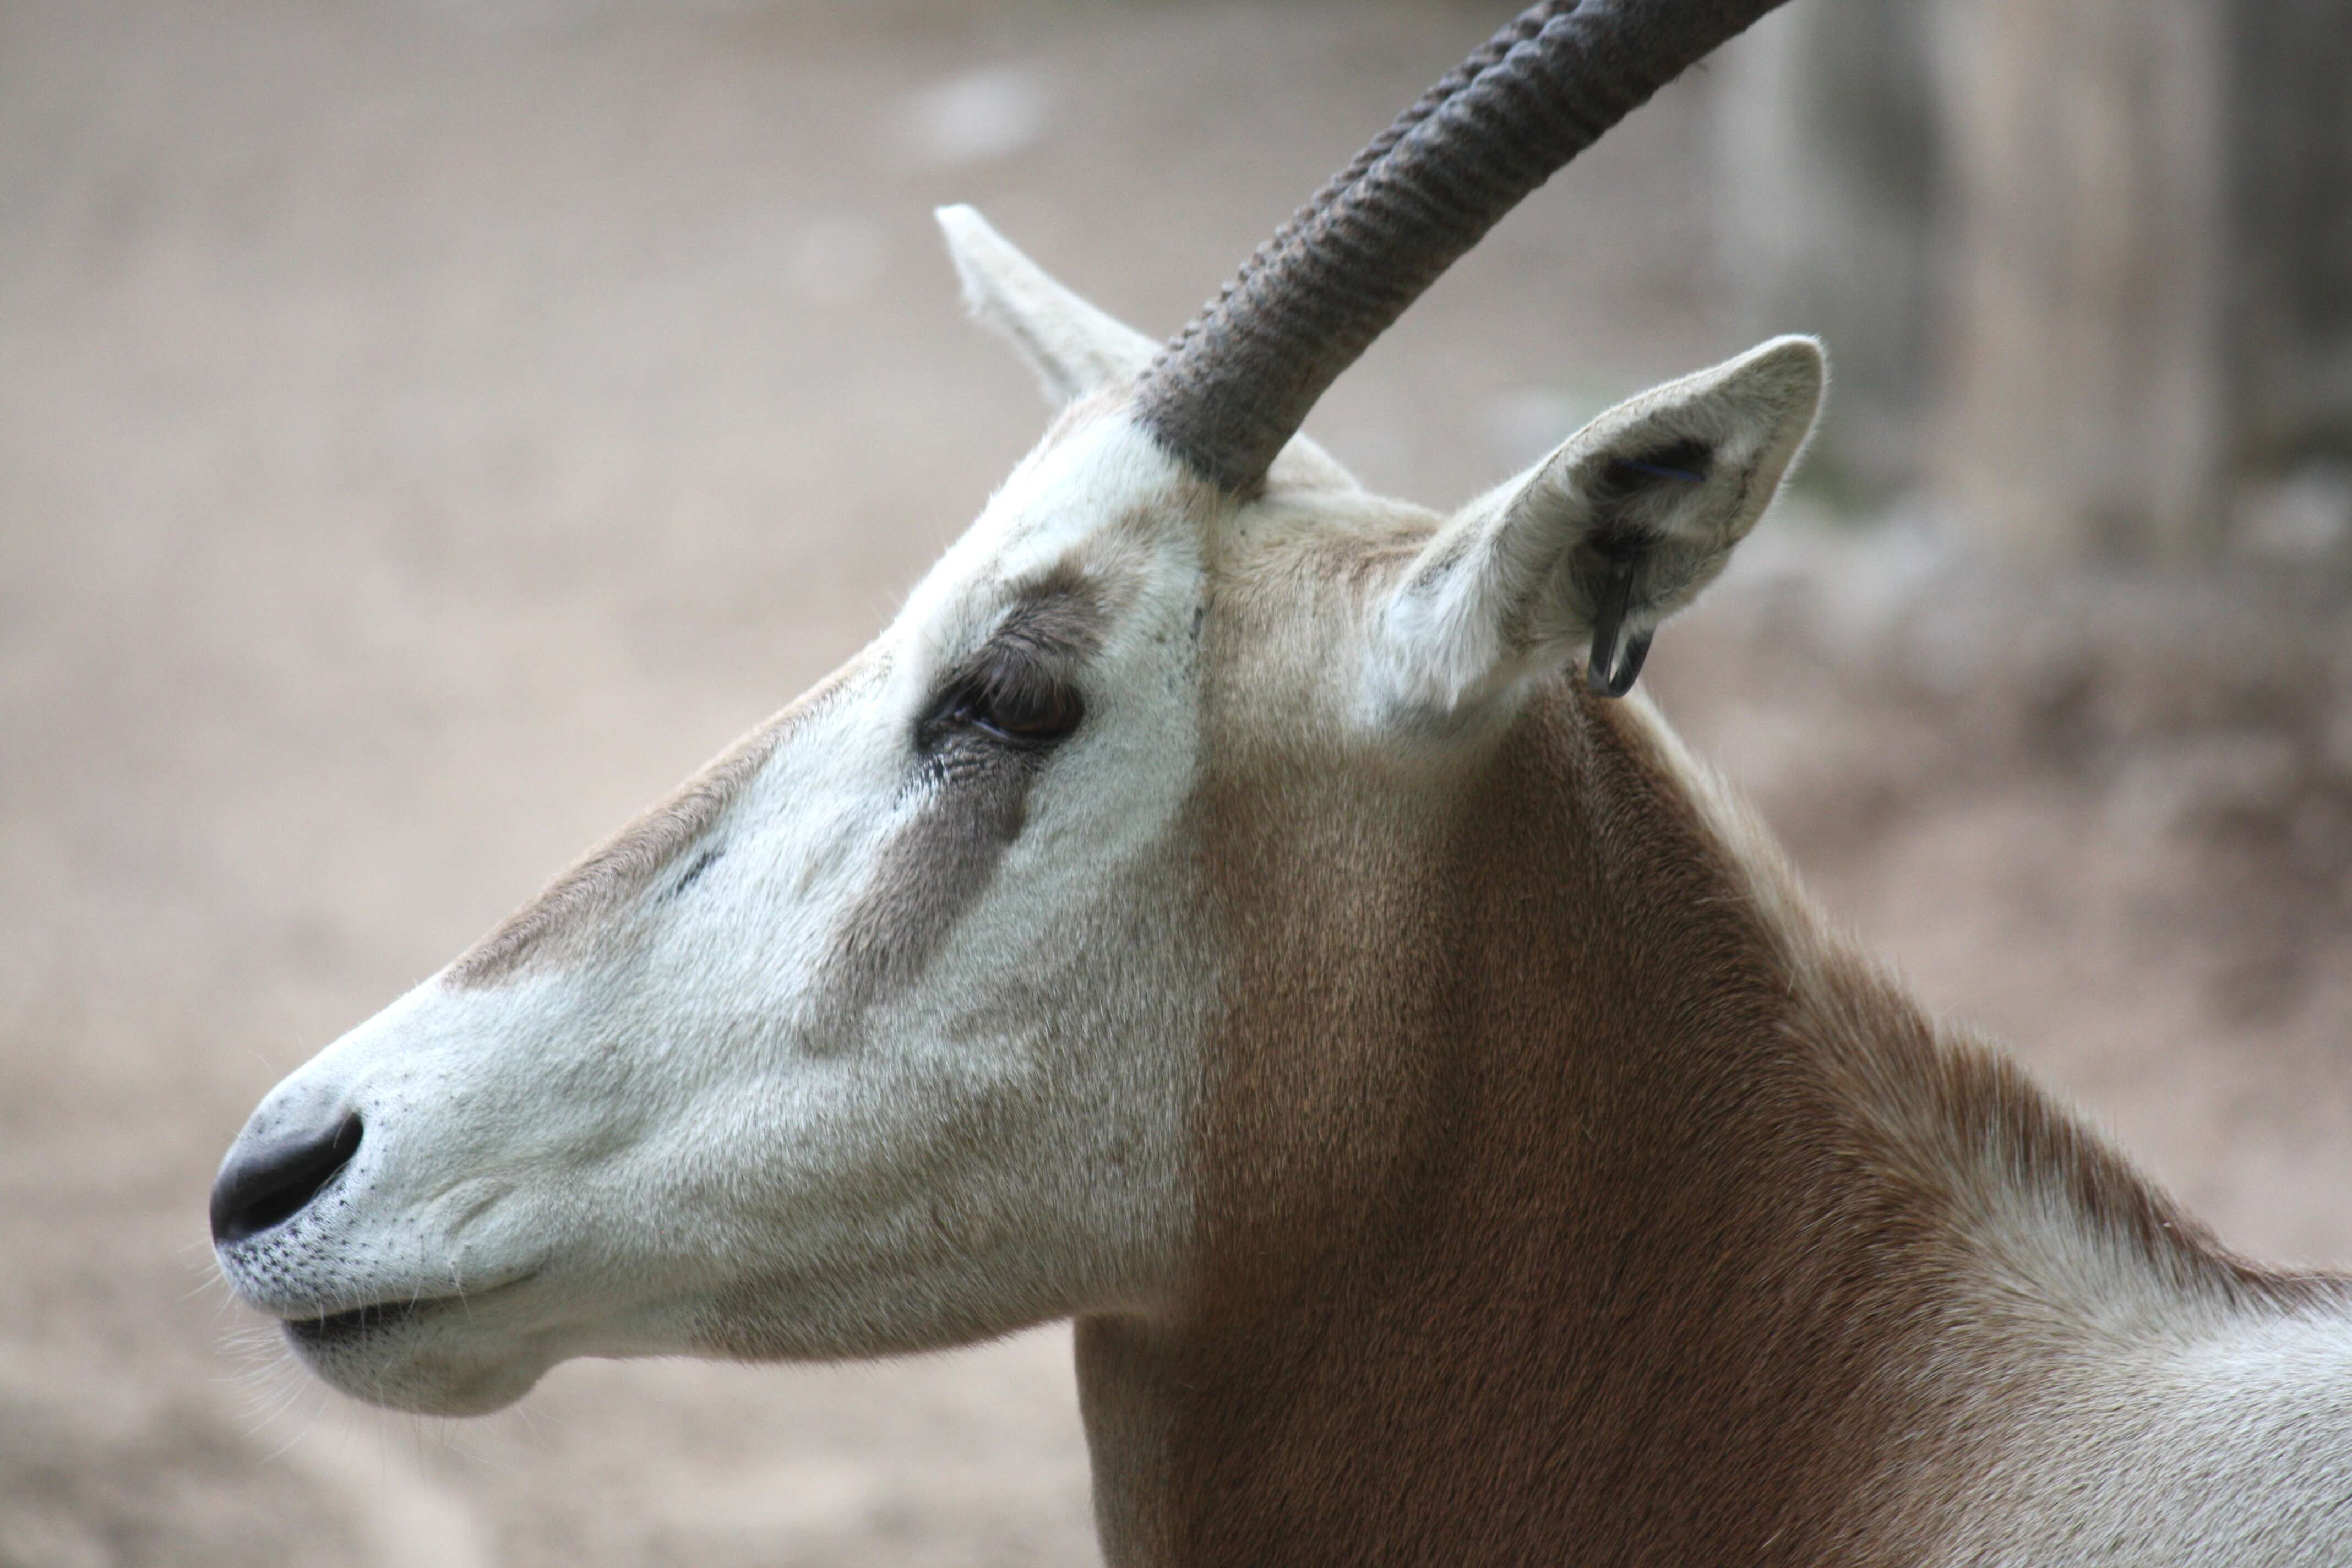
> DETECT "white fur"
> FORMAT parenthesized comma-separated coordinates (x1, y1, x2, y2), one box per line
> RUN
(219, 404, 1214, 1412)
(1922, 1311, 2352, 1564)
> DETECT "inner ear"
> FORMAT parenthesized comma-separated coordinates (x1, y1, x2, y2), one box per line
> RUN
(1603, 437, 1712, 492)
(1575, 437, 1718, 695)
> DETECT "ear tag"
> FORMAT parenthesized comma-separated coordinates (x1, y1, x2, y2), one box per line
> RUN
(1585, 555, 1654, 699)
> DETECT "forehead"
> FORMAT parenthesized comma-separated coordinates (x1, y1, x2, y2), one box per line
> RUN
(891, 408, 1446, 690)
(889, 407, 1213, 661)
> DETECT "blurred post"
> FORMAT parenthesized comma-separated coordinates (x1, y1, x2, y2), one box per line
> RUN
(1714, 0, 1941, 504)
(1935, 0, 2225, 562)
(1718, 0, 2352, 570)
(2226, 0, 2352, 544)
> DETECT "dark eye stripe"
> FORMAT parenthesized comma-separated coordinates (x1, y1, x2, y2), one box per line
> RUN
(666, 846, 723, 900)
(820, 727, 1034, 1037)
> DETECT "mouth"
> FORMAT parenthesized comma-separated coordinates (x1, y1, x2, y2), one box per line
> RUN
(270, 1275, 554, 1416)
(281, 1271, 537, 1348)
(284, 1296, 441, 1346)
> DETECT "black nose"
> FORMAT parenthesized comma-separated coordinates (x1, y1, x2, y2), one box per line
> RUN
(210, 1112, 363, 1246)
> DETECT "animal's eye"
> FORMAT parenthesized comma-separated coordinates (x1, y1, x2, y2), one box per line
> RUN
(928, 665, 1085, 749)
(970, 678, 1084, 742)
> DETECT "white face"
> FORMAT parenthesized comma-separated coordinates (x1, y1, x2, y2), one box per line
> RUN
(214, 406, 1222, 1414)
(211, 207, 1820, 1417)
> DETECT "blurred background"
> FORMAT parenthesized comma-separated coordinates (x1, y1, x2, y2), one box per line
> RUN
(2, 0, 2348, 1563)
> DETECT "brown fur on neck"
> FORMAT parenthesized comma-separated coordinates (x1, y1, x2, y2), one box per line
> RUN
(1077, 673, 2327, 1566)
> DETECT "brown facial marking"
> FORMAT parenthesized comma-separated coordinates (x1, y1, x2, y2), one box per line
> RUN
(815, 742, 1035, 1033)
(447, 660, 870, 989)
(813, 570, 1109, 1031)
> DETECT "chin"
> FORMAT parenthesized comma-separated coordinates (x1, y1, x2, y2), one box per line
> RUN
(282, 1299, 553, 1417)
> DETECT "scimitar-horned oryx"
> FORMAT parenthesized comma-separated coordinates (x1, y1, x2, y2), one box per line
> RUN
(213, 0, 2352, 1561)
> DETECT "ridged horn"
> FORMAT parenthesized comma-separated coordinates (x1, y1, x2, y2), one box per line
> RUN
(1133, 0, 1794, 495)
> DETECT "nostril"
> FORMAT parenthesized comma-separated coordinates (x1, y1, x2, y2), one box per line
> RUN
(210, 1112, 363, 1246)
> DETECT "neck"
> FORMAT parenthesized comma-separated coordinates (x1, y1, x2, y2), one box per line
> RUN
(1077, 679, 2346, 1565)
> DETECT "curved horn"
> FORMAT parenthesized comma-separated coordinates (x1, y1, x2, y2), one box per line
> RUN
(1133, 0, 1794, 494)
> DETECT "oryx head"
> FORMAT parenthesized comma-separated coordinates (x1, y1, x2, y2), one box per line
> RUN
(213, 0, 1818, 1416)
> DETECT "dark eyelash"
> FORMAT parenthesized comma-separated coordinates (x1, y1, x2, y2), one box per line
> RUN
(920, 658, 1084, 752)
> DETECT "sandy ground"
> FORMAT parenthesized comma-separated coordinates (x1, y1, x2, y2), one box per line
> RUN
(3, 2, 2349, 1564)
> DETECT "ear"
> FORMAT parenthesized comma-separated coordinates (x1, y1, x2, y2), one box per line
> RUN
(935, 205, 1158, 407)
(935, 205, 1364, 492)
(1373, 336, 1825, 719)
